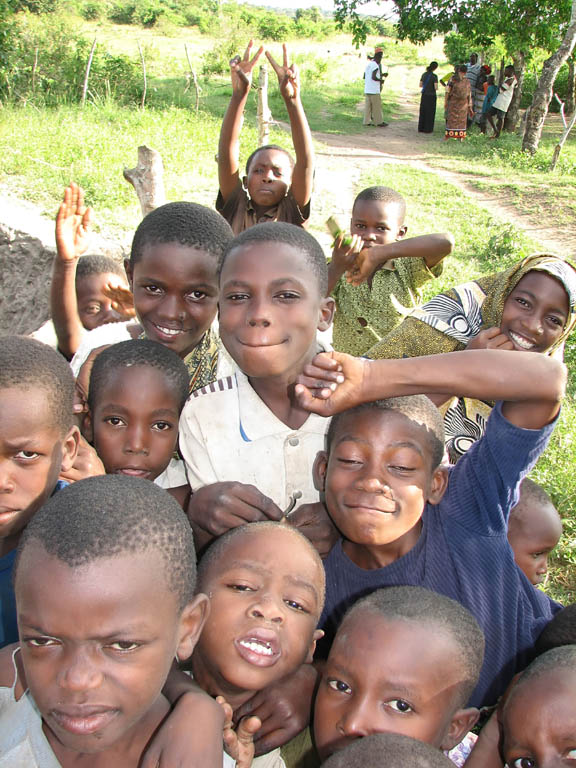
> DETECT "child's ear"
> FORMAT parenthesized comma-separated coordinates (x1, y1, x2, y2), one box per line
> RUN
(242, 175, 248, 190)
(124, 259, 133, 288)
(440, 706, 479, 751)
(317, 297, 335, 331)
(396, 225, 408, 240)
(427, 465, 449, 505)
(83, 411, 94, 443)
(60, 425, 81, 474)
(306, 629, 324, 664)
(176, 593, 210, 663)
(313, 451, 328, 492)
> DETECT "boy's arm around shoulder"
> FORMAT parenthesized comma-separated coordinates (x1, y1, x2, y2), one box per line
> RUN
(0, 644, 23, 697)
(295, 350, 565, 430)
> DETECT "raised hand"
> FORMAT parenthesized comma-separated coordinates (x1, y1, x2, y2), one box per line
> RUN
(55, 182, 93, 263)
(266, 43, 299, 101)
(103, 283, 136, 319)
(230, 39, 264, 96)
(295, 351, 370, 417)
(218, 696, 261, 768)
(466, 327, 515, 351)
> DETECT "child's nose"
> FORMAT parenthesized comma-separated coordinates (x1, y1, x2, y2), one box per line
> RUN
(355, 475, 390, 493)
(0, 460, 15, 493)
(338, 698, 374, 737)
(58, 648, 104, 692)
(248, 593, 283, 624)
(247, 297, 272, 327)
(124, 425, 149, 455)
(535, 555, 549, 575)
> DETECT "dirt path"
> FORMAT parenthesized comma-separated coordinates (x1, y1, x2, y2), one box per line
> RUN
(308, 86, 575, 257)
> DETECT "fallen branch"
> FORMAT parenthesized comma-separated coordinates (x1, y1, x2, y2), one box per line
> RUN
(184, 43, 202, 113)
(123, 145, 165, 217)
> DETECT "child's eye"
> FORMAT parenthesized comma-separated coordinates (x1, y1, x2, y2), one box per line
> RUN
(352, 223, 366, 231)
(276, 292, 300, 301)
(511, 759, 536, 768)
(105, 417, 125, 427)
(389, 465, 414, 473)
(547, 315, 564, 327)
(284, 598, 308, 613)
(108, 640, 140, 652)
(186, 290, 207, 302)
(327, 678, 352, 695)
(226, 292, 249, 302)
(227, 583, 255, 592)
(566, 748, 576, 759)
(377, 226, 389, 232)
(15, 450, 40, 460)
(144, 284, 163, 295)
(83, 303, 102, 315)
(25, 636, 59, 648)
(337, 457, 363, 466)
(514, 296, 530, 308)
(386, 698, 413, 713)
(152, 421, 173, 432)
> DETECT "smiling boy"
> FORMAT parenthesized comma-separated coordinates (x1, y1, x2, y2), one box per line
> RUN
(0, 474, 218, 767)
(0, 337, 79, 647)
(179, 222, 334, 547)
(71, 202, 234, 394)
(294, 347, 565, 705)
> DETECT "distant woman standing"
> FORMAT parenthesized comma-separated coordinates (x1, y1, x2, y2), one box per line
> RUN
(418, 61, 438, 133)
(445, 64, 473, 140)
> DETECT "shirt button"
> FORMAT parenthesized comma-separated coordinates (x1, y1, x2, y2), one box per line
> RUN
(288, 437, 299, 447)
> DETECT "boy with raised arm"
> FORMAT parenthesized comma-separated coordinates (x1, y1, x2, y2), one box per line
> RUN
(295, 348, 565, 705)
(217, 42, 314, 234)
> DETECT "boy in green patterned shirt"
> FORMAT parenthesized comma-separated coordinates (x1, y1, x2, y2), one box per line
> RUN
(328, 186, 453, 356)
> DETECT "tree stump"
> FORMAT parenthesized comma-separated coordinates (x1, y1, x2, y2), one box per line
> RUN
(123, 146, 166, 217)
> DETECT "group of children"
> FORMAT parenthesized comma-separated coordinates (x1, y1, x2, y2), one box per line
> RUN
(1, 39, 576, 768)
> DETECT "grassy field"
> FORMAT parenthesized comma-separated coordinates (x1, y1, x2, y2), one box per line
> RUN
(1, 18, 575, 600)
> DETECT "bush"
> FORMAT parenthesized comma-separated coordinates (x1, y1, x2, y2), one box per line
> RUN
(80, 1, 105, 20)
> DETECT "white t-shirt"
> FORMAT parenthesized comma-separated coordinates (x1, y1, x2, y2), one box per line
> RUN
(364, 61, 381, 95)
(178, 369, 330, 508)
(493, 77, 517, 113)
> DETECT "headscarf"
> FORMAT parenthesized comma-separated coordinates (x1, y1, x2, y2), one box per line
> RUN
(367, 253, 576, 361)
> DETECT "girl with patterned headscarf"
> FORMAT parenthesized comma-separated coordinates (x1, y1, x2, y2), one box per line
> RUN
(366, 254, 576, 462)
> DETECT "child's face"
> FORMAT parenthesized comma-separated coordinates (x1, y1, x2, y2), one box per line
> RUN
(16, 545, 207, 756)
(508, 502, 562, 586)
(502, 669, 576, 768)
(219, 242, 334, 381)
(244, 149, 293, 209)
(314, 612, 475, 760)
(350, 199, 407, 248)
(0, 388, 78, 546)
(500, 272, 569, 354)
(317, 410, 447, 560)
(87, 366, 181, 482)
(193, 527, 324, 700)
(126, 243, 219, 359)
(76, 272, 128, 331)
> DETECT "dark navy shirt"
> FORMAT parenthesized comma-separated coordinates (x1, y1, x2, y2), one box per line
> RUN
(0, 480, 68, 649)
(319, 403, 560, 707)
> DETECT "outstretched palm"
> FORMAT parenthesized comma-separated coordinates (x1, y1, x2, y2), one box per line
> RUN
(55, 182, 93, 263)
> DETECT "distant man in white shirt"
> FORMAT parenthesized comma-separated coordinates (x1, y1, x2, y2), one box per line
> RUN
(363, 48, 388, 127)
(487, 65, 517, 139)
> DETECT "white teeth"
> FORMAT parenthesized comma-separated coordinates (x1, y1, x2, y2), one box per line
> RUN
(510, 331, 535, 350)
(156, 326, 182, 336)
(239, 639, 274, 656)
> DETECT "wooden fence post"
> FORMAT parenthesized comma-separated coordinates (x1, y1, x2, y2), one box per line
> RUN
(258, 63, 271, 146)
(81, 38, 97, 107)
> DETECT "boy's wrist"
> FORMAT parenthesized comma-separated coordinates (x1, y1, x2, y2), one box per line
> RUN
(53, 256, 78, 272)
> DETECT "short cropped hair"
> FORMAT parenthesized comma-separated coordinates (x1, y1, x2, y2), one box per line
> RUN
(88, 339, 190, 412)
(509, 478, 558, 530)
(353, 186, 407, 223)
(75, 254, 126, 285)
(535, 607, 576, 654)
(510, 645, 576, 696)
(197, 521, 326, 613)
(327, 396, 445, 469)
(0, 336, 74, 436)
(15, 475, 197, 610)
(341, 586, 485, 706)
(220, 222, 328, 296)
(321, 732, 453, 768)
(130, 201, 233, 268)
(245, 144, 295, 174)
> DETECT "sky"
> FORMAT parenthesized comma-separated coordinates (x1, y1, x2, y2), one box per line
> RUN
(239, 0, 396, 17)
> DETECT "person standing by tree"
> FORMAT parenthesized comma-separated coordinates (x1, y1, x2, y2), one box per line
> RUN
(363, 48, 388, 127)
(487, 65, 517, 138)
(418, 60, 439, 132)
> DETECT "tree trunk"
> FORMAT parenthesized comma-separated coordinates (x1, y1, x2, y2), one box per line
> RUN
(504, 51, 525, 131)
(522, 0, 576, 154)
(123, 146, 165, 217)
(566, 56, 576, 114)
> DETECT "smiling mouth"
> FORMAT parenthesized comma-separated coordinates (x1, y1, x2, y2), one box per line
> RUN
(152, 323, 190, 338)
(235, 630, 281, 667)
(508, 331, 537, 350)
(238, 339, 287, 348)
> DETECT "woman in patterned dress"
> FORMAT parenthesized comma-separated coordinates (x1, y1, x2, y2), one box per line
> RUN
(445, 65, 473, 140)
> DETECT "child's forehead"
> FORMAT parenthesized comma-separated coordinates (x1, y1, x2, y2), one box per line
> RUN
(222, 241, 312, 281)
(137, 242, 219, 277)
(331, 409, 431, 451)
(249, 148, 292, 170)
(352, 198, 403, 222)
(0, 385, 60, 433)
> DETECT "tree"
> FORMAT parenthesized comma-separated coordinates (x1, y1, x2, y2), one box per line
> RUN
(522, 0, 576, 153)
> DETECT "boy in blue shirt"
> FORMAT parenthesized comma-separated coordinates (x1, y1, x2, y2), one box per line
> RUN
(295, 347, 565, 706)
(0, 336, 80, 647)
